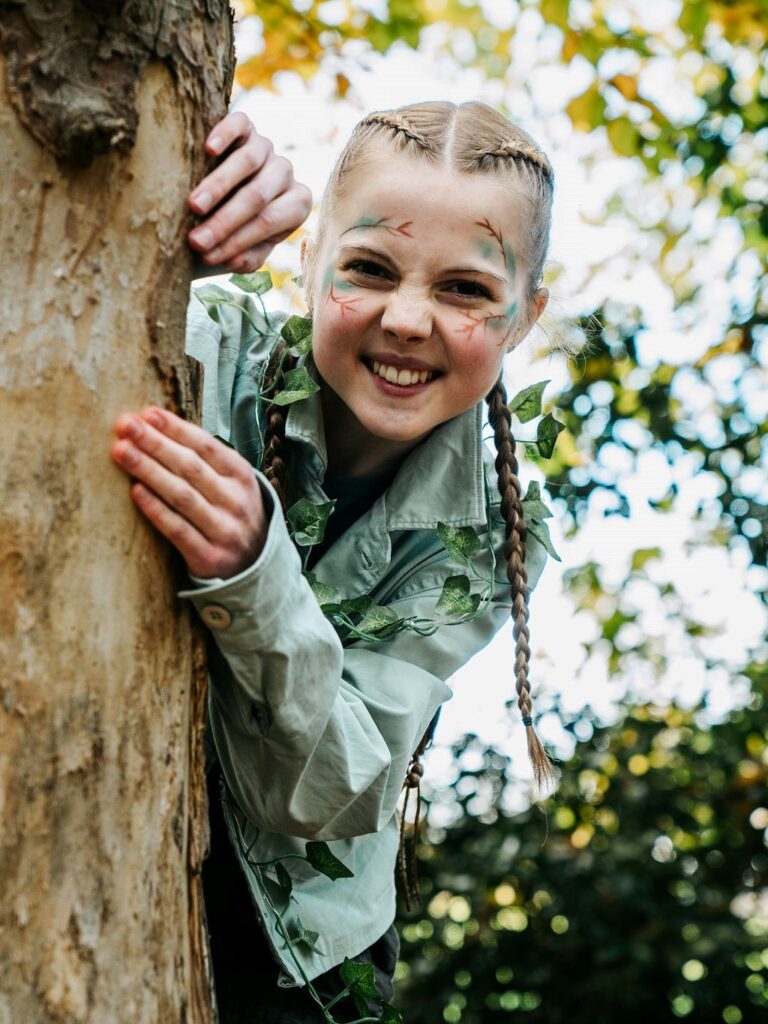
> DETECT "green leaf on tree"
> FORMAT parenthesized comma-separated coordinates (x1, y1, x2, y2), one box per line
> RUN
(536, 413, 566, 458)
(274, 862, 293, 897)
(302, 571, 341, 608)
(437, 522, 483, 565)
(435, 575, 481, 620)
(630, 547, 662, 572)
(280, 314, 313, 356)
(271, 366, 321, 406)
(339, 958, 380, 999)
(287, 498, 336, 546)
(305, 841, 354, 881)
(229, 270, 273, 294)
(357, 602, 403, 637)
(508, 380, 550, 423)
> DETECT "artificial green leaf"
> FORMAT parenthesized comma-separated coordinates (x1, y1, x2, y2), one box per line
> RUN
(302, 571, 341, 608)
(339, 958, 380, 999)
(380, 1003, 404, 1024)
(280, 314, 313, 356)
(274, 862, 293, 897)
(271, 366, 321, 406)
(229, 270, 273, 294)
(437, 522, 483, 564)
(435, 575, 481, 620)
(536, 413, 566, 459)
(508, 380, 550, 423)
(193, 283, 231, 306)
(528, 518, 562, 563)
(292, 274, 304, 287)
(287, 498, 336, 546)
(296, 927, 321, 953)
(521, 480, 554, 523)
(305, 841, 354, 881)
(357, 603, 403, 637)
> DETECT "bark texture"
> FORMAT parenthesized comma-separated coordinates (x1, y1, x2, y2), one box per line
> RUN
(0, 4, 233, 1021)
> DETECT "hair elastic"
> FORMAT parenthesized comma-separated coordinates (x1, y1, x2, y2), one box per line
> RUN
(522, 715, 533, 727)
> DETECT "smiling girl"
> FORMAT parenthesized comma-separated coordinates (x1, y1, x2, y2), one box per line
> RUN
(113, 101, 559, 1022)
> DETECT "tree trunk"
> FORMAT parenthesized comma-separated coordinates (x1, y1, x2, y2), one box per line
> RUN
(0, 4, 234, 1021)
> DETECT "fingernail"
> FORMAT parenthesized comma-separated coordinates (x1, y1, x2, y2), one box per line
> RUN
(144, 409, 163, 428)
(208, 135, 223, 155)
(193, 190, 213, 214)
(206, 247, 223, 263)
(118, 442, 137, 466)
(191, 227, 214, 250)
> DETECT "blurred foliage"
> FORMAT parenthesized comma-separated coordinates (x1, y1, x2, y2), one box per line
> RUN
(395, 662, 768, 1022)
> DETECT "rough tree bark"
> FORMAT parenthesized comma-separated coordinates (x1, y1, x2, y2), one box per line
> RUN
(0, 4, 234, 1021)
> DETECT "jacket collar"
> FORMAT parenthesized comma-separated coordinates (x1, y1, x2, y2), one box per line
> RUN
(284, 360, 488, 531)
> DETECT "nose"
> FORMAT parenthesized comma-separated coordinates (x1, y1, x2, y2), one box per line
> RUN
(380, 287, 433, 343)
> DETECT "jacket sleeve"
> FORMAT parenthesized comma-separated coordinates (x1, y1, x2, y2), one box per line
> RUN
(178, 466, 540, 843)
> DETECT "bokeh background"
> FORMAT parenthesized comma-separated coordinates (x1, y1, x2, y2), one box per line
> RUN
(221, 1, 768, 1020)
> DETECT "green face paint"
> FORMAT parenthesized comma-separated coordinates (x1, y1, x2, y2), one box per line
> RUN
(322, 263, 335, 295)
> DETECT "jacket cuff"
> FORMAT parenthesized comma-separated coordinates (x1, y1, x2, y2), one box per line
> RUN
(177, 471, 302, 651)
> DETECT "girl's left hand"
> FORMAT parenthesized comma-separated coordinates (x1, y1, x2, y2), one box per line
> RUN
(187, 112, 312, 274)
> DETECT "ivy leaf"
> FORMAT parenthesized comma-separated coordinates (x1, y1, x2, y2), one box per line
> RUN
(271, 366, 321, 406)
(193, 283, 231, 306)
(521, 480, 553, 523)
(287, 498, 336, 546)
(302, 571, 341, 608)
(435, 575, 481, 620)
(339, 958, 380, 999)
(508, 380, 550, 423)
(280, 314, 313, 356)
(295, 927, 322, 953)
(380, 1003, 404, 1024)
(437, 522, 483, 565)
(357, 603, 404, 638)
(536, 413, 566, 459)
(527, 519, 562, 563)
(274, 862, 293, 897)
(333, 595, 373, 617)
(305, 841, 354, 881)
(229, 270, 273, 294)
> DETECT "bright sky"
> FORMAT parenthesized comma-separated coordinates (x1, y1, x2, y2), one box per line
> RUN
(224, 4, 768, 802)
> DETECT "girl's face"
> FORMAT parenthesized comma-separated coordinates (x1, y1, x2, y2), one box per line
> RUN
(305, 145, 547, 467)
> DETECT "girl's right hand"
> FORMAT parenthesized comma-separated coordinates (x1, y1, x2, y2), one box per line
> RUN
(111, 407, 268, 580)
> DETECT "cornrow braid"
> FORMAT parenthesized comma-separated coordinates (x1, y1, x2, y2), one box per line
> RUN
(359, 111, 435, 153)
(260, 343, 296, 514)
(476, 140, 553, 182)
(486, 376, 559, 798)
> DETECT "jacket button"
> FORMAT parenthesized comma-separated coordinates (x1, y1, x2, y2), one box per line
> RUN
(200, 604, 232, 631)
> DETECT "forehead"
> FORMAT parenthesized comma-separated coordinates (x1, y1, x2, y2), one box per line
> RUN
(327, 146, 530, 244)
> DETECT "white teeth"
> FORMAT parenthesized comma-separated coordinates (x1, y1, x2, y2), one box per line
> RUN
(371, 360, 434, 385)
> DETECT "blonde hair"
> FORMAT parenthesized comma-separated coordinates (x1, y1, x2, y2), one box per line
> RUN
(276, 102, 560, 806)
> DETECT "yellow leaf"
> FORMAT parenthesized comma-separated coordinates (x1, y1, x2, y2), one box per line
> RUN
(610, 74, 638, 101)
(562, 29, 580, 62)
(335, 72, 351, 98)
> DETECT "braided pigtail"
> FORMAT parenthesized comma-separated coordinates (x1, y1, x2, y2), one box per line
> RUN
(261, 344, 296, 514)
(486, 377, 559, 799)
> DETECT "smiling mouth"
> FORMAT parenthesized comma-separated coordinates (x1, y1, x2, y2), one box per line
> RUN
(366, 359, 437, 386)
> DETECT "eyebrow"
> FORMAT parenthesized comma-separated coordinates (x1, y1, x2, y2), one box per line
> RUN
(337, 244, 508, 284)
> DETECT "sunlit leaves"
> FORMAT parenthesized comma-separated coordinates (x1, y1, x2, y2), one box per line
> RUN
(508, 380, 550, 424)
(437, 523, 483, 565)
(229, 270, 273, 294)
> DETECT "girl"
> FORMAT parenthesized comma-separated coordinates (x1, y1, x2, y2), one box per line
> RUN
(113, 101, 558, 1022)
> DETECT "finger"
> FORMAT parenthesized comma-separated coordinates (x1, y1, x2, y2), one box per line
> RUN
(225, 235, 292, 274)
(199, 185, 311, 267)
(112, 438, 227, 542)
(130, 482, 221, 578)
(118, 408, 243, 480)
(189, 135, 273, 224)
(204, 111, 253, 157)
(190, 152, 293, 255)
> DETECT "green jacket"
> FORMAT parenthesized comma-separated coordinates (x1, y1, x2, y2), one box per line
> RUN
(181, 290, 547, 987)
